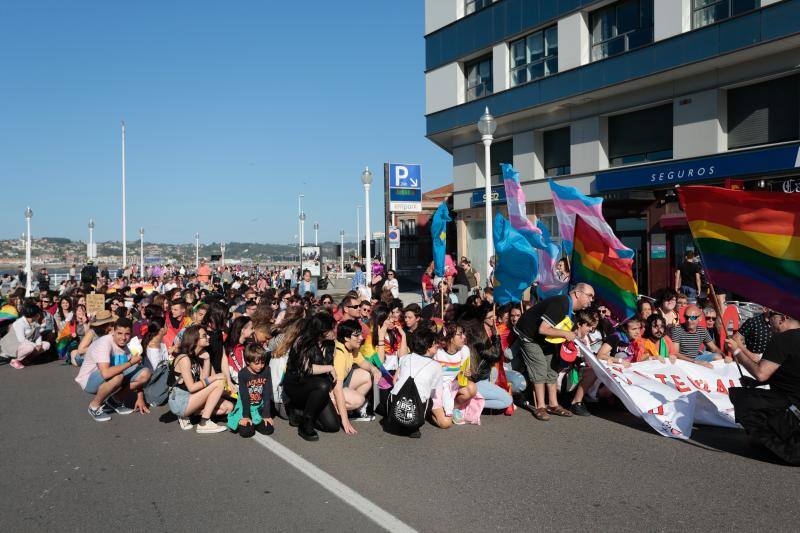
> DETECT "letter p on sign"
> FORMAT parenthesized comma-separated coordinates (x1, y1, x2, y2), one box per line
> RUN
(394, 165, 409, 187)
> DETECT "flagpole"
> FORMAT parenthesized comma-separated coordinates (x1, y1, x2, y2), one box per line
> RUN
(708, 282, 744, 378)
(121, 120, 127, 269)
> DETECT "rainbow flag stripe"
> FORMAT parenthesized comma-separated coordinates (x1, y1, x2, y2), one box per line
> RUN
(0, 304, 19, 323)
(571, 215, 638, 321)
(679, 185, 800, 318)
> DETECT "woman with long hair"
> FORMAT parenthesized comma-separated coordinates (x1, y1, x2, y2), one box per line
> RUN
(201, 302, 229, 373)
(282, 313, 340, 441)
(54, 297, 74, 332)
(222, 315, 254, 395)
(266, 306, 306, 419)
(369, 303, 407, 373)
(168, 325, 233, 433)
(432, 322, 478, 428)
(139, 316, 168, 370)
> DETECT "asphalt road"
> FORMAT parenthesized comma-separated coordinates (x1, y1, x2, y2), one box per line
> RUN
(1, 360, 798, 533)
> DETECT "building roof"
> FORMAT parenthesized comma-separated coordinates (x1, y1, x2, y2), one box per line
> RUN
(422, 183, 453, 201)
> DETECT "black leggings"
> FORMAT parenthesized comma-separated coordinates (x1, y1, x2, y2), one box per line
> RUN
(282, 374, 339, 433)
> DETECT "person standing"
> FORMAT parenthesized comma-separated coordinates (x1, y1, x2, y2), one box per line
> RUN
(675, 250, 702, 299)
(515, 283, 595, 420)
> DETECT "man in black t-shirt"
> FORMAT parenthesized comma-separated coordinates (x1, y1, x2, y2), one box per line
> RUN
(675, 250, 701, 299)
(515, 283, 595, 421)
(727, 313, 800, 402)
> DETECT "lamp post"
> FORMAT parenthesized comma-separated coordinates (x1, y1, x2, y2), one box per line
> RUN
(220, 242, 226, 266)
(477, 107, 497, 285)
(121, 120, 127, 269)
(314, 222, 319, 247)
(339, 230, 345, 273)
(298, 194, 304, 271)
(194, 233, 200, 270)
(356, 204, 362, 263)
(361, 167, 373, 284)
(24, 207, 32, 297)
(88, 219, 95, 260)
(139, 228, 145, 275)
(299, 211, 306, 273)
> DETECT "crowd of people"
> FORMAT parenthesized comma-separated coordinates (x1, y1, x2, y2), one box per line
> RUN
(0, 254, 797, 451)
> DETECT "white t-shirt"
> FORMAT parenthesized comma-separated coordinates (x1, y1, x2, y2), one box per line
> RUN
(385, 278, 399, 298)
(75, 334, 130, 389)
(391, 353, 442, 404)
(269, 357, 288, 405)
(146, 343, 168, 369)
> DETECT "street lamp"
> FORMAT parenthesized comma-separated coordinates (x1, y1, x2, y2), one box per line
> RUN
(314, 222, 319, 247)
(87, 219, 95, 260)
(477, 106, 497, 286)
(361, 166, 373, 284)
(194, 233, 200, 270)
(139, 228, 145, 276)
(24, 207, 32, 297)
(220, 242, 226, 266)
(339, 229, 345, 274)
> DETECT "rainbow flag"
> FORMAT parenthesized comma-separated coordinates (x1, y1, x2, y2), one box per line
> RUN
(0, 304, 19, 323)
(56, 323, 78, 359)
(678, 185, 800, 318)
(571, 215, 638, 321)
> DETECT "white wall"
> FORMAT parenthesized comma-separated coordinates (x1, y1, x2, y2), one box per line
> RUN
(492, 42, 510, 93)
(426, 63, 464, 114)
(654, 0, 690, 41)
(513, 130, 540, 182)
(425, 0, 461, 35)
(570, 117, 609, 174)
(673, 89, 726, 159)
(453, 144, 481, 194)
(558, 11, 590, 72)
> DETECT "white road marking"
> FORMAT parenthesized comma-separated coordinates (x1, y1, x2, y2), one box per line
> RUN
(253, 434, 417, 533)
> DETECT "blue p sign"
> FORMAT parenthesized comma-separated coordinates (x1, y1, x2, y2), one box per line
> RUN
(390, 164, 421, 189)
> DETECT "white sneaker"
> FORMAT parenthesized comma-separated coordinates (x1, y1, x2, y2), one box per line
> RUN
(178, 417, 194, 430)
(196, 420, 227, 434)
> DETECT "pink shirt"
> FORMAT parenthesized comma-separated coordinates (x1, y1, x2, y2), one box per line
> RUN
(75, 334, 129, 389)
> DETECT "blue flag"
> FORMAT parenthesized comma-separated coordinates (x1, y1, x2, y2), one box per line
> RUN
(492, 213, 538, 305)
(431, 202, 451, 277)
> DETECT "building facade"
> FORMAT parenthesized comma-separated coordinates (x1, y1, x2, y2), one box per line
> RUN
(425, 0, 799, 294)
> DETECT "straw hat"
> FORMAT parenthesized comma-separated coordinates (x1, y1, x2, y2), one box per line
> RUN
(90, 309, 116, 327)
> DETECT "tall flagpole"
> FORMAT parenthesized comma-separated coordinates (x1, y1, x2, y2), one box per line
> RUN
(121, 120, 127, 269)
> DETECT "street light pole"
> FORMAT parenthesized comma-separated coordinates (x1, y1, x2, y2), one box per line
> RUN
(298, 194, 304, 273)
(221, 242, 226, 266)
(195, 233, 200, 270)
(361, 167, 373, 285)
(477, 107, 497, 286)
(314, 222, 319, 247)
(139, 228, 145, 276)
(299, 211, 306, 273)
(24, 207, 32, 297)
(88, 219, 95, 260)
(356, 205, 362, 263)
(121, 120, 127, 269)
(340, 229, 345, 274)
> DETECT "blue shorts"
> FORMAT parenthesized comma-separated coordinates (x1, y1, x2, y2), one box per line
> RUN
(84, 364, 147, 395)
(695, 352, 718, 362)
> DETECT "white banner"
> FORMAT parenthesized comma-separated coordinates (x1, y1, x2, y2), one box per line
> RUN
(576, 343, 751, 439)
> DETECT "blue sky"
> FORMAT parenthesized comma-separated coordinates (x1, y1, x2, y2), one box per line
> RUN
(0, 0, 451, 244)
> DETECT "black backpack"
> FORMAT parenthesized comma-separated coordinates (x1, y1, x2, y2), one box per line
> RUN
(386, 359, 433, 430)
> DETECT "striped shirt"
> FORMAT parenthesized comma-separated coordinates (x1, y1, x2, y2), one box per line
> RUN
(670, 325, 713, 358)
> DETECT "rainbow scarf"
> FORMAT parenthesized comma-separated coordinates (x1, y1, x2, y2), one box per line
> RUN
(678, 185, 800, 318)
(571, 215, 638, 321)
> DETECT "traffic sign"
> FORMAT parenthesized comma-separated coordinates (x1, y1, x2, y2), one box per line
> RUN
(389, 163, 422, 212)
(388, 226, 400, 249)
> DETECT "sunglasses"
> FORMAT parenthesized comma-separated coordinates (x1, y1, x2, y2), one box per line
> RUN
(346, 304, 359, 309)
(686, 315, 700, 321)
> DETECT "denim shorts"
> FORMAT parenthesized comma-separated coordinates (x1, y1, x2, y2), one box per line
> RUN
(168, 387, 191, 417)
(84, 364, 147, 395)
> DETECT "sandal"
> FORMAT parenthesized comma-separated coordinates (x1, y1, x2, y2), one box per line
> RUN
(532, 407, 550, 421)
(547, 405, 573, 417)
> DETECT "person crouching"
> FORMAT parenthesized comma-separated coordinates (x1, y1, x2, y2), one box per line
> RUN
(228, 343, 275, 438)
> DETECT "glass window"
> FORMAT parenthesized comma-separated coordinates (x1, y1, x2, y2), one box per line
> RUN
(728, 74, 800, 149)
(692, 0, 757, 29)
(543, 127, 571, 177)
(465, 55, 493, 102)
(465, 0, 492, 16)
(490, 140, 513, 184)
(608, 104, 673, 167)
(590, 0, 654, 62)
(509, 26, 558, 87)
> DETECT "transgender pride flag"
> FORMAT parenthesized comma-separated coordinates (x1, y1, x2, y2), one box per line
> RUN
(501, 164, 566, 297)
(549, 179, 633, 259)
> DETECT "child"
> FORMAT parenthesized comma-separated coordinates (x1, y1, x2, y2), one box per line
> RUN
(227, 343, 275, 438)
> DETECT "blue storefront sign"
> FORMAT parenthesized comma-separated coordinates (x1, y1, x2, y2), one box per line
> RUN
(596, 142, 800, 192)
(470, 185, 507, 208)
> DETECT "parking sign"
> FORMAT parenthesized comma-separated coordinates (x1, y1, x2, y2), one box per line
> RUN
(389, 164, 422, 212)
